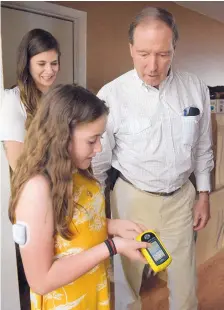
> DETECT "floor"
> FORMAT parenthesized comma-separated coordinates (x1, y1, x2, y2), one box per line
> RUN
(110, 249, 224, 310)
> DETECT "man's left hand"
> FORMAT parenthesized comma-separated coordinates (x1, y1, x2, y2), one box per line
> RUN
(193, 192, 210, 231)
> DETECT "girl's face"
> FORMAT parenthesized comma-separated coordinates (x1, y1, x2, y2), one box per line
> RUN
(68, 115, 107, 170)
(29, 49, 59, 93)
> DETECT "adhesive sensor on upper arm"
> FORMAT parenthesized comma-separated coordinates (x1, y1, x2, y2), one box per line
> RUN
(12, 222, 28, 246)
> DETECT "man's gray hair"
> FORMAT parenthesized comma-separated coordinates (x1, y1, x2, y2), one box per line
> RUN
(128, 7, 179, 48)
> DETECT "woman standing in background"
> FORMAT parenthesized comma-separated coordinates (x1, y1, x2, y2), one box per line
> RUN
(0, 28, 61, 309)
(0, 28, 60, 169)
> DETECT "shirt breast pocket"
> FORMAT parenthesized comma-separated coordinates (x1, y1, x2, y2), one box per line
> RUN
(181, 115, 200, 147)
(120, 117, 152, 152)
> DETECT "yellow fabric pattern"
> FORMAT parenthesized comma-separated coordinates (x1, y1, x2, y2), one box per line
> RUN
(30, 172, 110, 310)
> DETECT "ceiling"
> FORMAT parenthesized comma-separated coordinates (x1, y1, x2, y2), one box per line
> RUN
(175, 1, 224, 24)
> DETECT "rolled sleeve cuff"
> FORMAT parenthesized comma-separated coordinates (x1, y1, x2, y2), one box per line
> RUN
(195, 173, 211, 192)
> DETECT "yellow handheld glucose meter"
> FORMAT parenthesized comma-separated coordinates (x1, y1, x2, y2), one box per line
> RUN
(136, 230, 172, 273)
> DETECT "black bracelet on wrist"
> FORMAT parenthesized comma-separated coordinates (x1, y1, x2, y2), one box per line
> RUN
(109, 238, 117, 255)
(104, 239, 114, 257)
(104, 239, 117, 257)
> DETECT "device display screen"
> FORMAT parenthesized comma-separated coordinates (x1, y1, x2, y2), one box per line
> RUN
(142, 233, 169, 265)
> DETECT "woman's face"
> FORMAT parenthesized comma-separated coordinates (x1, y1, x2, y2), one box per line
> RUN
(29, 49, 59, 93)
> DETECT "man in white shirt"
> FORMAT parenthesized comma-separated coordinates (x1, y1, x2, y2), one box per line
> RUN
(92, 7, 213, 310)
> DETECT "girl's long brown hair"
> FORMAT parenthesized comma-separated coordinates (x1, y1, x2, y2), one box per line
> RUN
(9, 84, 109, 240)
(17, 28, 61, 130)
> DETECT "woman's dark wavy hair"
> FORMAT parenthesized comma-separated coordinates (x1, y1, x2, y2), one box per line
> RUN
(9, 84, 109, 240)
(17, 28, 61, 130)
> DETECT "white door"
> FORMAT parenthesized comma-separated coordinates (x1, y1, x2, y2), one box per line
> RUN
(1, 2, 86, 309)
(1, 6, 74, 88)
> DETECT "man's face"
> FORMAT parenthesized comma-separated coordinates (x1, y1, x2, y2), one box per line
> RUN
(130, 20, 174, 87)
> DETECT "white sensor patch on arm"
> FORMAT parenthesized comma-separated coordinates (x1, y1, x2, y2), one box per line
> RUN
(12, 221, 29, 247)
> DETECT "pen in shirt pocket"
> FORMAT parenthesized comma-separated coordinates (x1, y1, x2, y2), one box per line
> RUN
(183, 107, 200, 116)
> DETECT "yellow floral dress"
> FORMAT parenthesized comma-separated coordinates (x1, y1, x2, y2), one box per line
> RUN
(30, 172, 110, 310)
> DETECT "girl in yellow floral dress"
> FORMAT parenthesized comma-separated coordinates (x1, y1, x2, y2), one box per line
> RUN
(9, 84, 147, 310)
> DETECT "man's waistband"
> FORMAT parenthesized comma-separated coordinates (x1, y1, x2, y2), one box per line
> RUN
(119, 173, 181, 197)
